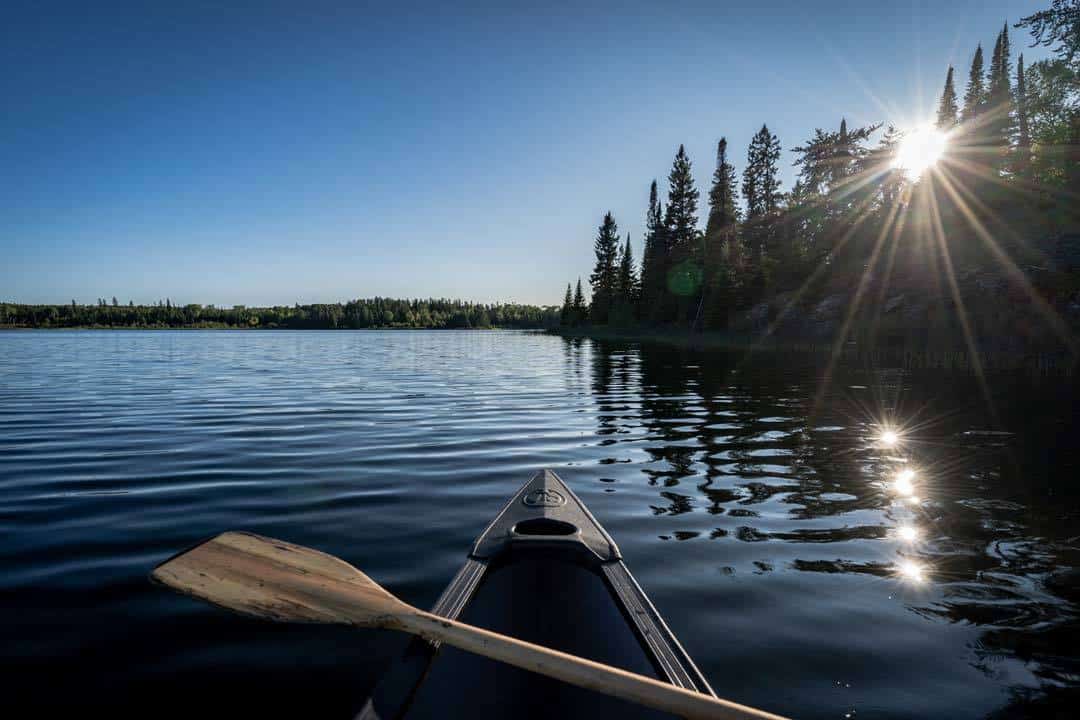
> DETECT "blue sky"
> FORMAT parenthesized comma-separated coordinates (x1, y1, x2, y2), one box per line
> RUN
(1, 1, 1047, 306)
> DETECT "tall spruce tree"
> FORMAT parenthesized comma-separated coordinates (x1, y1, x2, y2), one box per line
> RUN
(572, 278, 587, 323)
(560, 283, 573, 326)
(961, 44, 987, 122)
(616, 234, 639, 302)
(612, 233, 639, 326)
(1015, 54, 1033, 175)
(589, 212, 620, 324)
(639, 180, 667, 324)
(705, 138, 739, 240)
(742, 124, 782, 277)
(742, 125, 782, 219)
(936, 66, 960, 129)
(663, 144, 700, 254)
(700, 138, 740, 330)
(662, 145, 701, 323)
(987, 25, 1014, 159)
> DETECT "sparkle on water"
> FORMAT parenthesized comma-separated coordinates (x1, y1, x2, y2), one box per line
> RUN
(879, 429, 899, 447)
(897, 559, 927, 584)
(894, 124, 947, 181)
(897, 524, 919, 543)
(894, 468, 916, 496)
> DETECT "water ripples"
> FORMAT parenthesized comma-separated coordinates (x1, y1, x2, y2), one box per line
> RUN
(1, 330, 1078, 718)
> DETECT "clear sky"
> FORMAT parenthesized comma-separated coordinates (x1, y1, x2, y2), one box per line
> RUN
(1, 1, 1047, 306)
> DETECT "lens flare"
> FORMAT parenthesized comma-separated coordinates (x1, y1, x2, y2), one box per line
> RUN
(880, 429, 899, 447)
(894, 468, 916, 496)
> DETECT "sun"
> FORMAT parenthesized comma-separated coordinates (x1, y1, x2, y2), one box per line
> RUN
(894, 124, 947, 180)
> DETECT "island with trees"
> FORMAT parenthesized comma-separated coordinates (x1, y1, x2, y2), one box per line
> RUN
(558, 6, 1080, 360)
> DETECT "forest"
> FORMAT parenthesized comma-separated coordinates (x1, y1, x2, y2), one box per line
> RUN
(561, 3, 1080, 355)
(0, 297, 559, 330)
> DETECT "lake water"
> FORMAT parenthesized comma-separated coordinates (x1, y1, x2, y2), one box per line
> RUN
(2, 330, 1077, 719)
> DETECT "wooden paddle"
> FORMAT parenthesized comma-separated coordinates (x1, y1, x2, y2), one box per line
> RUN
(151, 531, 789, 720)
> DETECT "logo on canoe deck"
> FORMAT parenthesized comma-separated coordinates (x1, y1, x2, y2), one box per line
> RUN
(522, 488, 566, 507)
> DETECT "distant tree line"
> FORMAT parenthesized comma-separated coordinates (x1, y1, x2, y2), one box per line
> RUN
(0, 297, 559, 329)
(561, 2, 1080, 341)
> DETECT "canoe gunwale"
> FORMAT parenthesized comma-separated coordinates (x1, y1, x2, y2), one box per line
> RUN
(357, 470, 715, 720)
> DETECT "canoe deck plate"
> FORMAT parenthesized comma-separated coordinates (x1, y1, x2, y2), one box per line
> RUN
(470, 469, 620, 562)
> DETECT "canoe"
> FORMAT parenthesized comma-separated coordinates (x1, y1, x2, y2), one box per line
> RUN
(357, 469, 715, 719)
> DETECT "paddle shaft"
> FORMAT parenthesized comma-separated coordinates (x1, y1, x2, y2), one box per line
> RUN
(396, 609, 787, 720)
(150, 532, 790, 720)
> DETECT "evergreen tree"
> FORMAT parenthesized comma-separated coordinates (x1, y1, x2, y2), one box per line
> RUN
(791, 120, 880, 267)
(572, 278, 587, 323)
(987, 25, 1014, 159)
(1015, 54, 1033, 176)
(612, 233, 639, 326)
(961, 44, 987, 122)
(872, 125, 906, 209)
(639, 180, 667, 324)
(833, 118, 853, 187)
(560, 283, 573, 326)
(589, 212, 620, 324)
(702, 137, 739, 330)
(742, 123, 783, 280)
(662, 145, 701, 324)
(936, 66, 960, 129)
(616, 233, 639, 303)
(742, 125, 782, 219)
(663, 144, 700, 254)
(1017, 1, 1080, 71)
(705, 137, 739, 240)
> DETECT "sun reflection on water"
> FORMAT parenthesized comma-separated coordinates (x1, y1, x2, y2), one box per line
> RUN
(894, 468, 916, 496)
(897, 524, 919, 542)
(897, 559, 927, 584)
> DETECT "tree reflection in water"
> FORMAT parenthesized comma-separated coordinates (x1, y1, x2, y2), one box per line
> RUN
(571, 336, 1079, 716)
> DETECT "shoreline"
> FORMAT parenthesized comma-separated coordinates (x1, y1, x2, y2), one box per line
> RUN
(548, 326, 1078, 374)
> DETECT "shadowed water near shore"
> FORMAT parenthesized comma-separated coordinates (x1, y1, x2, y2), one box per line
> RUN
(1, 330, 1077, 719)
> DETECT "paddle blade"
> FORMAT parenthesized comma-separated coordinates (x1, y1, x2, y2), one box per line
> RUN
(150, 531, 407, 627)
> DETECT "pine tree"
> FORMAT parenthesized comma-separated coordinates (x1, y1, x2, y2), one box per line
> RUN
(1017, 1, 1080, 71)
(663, 145, 700, 254)
(662, 145, 701, 323)
(1015, 54, 1032, 176)
(936, 66, 959, 129)
(986, 25, 1014, 159)
(833, 118, 853, 186)
(560, 283, 573, 326)
(705, 138, 739, 241)
(961, 44, 987, 122)
(639, 180, 667, 324)
(701, 137, 739, 330)
(742, 124, 782, 276)
(589, 212, 620, 324)
(742, 125, 782, 219)
(612, 233, 639, 326)
(616, 233, 639, 303)
(791, 120, 880, 267)
(572, 277, 587, 323)
(873, 125, 906, 209)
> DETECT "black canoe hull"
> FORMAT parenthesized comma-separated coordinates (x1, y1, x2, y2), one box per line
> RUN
(358, 469, 714, 719)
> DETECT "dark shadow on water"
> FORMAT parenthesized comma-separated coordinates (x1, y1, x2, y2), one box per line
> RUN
(580, 336, 1080, 718)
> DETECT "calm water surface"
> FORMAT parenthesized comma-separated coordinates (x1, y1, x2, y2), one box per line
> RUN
(2, 330, 1078, 718)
